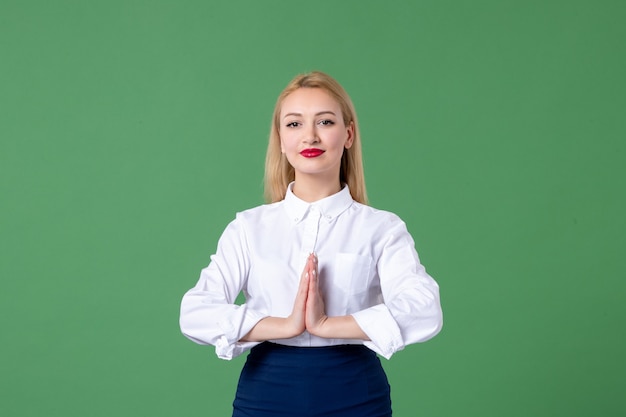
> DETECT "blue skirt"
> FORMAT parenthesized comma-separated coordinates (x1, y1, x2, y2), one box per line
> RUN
(232, 342, 392, 417)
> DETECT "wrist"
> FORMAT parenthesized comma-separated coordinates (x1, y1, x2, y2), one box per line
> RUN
(307, 315, 330, 338)
(241, 316, 304, 342)
(308, 315, 369, 340)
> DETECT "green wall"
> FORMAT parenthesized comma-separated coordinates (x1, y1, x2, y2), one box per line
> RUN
(1, 1, 624, 416)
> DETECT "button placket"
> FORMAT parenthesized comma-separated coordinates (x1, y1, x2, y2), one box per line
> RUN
(301, 207, 322, 254)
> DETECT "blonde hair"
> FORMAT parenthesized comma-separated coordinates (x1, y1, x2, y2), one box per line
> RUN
(264, 71, 368, 204)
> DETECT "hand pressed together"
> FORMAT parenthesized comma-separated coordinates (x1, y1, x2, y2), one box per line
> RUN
(241, 253, 368, 342)
(302, 253, 329, 336)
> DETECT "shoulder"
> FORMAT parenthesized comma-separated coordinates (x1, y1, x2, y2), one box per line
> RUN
(350, 203, 419, 250)
(346, 202, 411, 241)
(217, 202, 283, 243)
(234, 201, 284, 224)
(349, 201, 406, 225)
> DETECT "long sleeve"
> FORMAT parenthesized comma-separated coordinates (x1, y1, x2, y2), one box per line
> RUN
(179, 217, 268, 360)
(180, 187, 442, 359)
(352, 216, 443, 359)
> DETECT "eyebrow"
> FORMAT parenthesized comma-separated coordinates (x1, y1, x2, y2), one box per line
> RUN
(282, 111, 337, 120)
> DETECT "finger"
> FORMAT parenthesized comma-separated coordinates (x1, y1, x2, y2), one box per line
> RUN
(303, 253, 313, 275)
(299, 270, 309, 293)
(313, 253, 319, 277)
(293, 272, 308, 309)
(301, 256, 312, 280)
(305, 256, 315, 279)
(308, 269, 318, 298)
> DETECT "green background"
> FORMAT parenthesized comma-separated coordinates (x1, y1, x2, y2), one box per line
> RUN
(1, 1, 624, 416)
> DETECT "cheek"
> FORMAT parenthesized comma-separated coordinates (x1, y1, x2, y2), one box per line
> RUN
(331, 132, 349, 149)
(280, 132, 297, 152)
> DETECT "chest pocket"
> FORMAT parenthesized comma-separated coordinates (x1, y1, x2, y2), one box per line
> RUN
(329, 252, 373, 295)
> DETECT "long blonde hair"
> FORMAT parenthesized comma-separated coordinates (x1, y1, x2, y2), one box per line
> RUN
(264, 71, 368, 204)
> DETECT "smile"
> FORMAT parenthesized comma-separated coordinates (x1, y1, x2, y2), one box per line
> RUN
(300, 148, 325, 158)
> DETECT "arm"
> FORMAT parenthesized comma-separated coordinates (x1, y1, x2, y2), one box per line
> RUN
(351, 217, 443, 358)
(308, 315, 370, 340)
(180, 218, 267, 359)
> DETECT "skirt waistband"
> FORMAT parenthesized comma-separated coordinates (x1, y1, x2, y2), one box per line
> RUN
(248, 342, 375, 367)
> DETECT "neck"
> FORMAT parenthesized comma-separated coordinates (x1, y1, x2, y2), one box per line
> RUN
(292, 174, 342, 203)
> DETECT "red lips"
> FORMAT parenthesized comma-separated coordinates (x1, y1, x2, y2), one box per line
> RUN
(300, 148, 325, 158)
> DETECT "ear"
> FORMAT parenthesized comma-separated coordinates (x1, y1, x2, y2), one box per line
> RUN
(344, 121, 355, 149)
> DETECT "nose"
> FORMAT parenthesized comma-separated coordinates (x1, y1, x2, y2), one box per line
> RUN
(303, 124, 320, 144)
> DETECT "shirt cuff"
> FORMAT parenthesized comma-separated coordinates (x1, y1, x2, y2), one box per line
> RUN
(215, 307, 267, 360)
(215, 337, 260, 360)
(352, 304, 405, 360)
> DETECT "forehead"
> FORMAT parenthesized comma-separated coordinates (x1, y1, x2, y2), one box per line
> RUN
(280, 88, 341, 116)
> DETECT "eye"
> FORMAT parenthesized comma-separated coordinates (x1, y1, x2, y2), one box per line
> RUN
(318, 119, 335, 126)
(285, 121, 300, 128)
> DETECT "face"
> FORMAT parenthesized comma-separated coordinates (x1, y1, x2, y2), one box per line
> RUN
(279, 88, 354, 183)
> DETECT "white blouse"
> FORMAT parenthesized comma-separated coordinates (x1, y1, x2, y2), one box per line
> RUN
(180, 184, 443, 360)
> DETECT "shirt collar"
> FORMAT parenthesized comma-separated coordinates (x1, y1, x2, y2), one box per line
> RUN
(283, 182, 354, 224)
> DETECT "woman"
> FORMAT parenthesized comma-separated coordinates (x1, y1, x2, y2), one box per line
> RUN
(180, 71, 443, 417)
